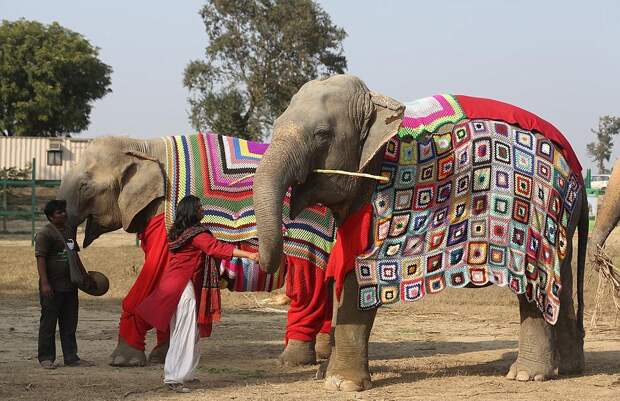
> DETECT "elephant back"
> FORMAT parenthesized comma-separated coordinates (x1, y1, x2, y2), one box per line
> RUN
(163, 133, 336, 270)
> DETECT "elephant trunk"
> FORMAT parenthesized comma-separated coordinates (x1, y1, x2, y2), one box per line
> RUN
(591, 168, 620, 256)
(254, 137, 308, 273)
(57, 172, 82, 242)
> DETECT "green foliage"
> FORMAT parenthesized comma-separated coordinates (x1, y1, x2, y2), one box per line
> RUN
(184, 0, 347, 141)
(0, 19, 112, 137)
(0, 164, 32, 199)
(587, 116, 620, 174)
(0, 163, 32, 180)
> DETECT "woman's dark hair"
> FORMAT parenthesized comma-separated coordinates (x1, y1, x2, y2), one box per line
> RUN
(167, 195, 203, 241)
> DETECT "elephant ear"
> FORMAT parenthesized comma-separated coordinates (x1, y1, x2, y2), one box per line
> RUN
(358, 91, 405, 172)
(117, 151, 164, 232)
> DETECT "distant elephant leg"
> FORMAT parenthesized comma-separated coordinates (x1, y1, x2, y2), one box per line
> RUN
(315, 323, 333, 360)
(109, 337, 147, 367)
(279, 339, 316, 366)
(147, 332, 169, 365)
(315, 281, 334, 360)
(506, 295, 556, 381)
(554, 243, 585, 374)
(325, 272, 375, 392)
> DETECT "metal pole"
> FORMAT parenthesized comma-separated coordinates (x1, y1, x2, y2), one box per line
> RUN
(2, 172, 6, 232)
(31, 158, 36, 246)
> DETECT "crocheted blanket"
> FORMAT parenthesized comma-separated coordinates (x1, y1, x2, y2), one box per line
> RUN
(163, 132, 336, 272)
(355, 94, 582, 324)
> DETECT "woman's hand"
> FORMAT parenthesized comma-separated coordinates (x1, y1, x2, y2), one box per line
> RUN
(232, 248, 260, 262)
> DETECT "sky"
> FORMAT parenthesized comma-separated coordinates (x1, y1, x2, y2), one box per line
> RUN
(1, 0, 619, 171)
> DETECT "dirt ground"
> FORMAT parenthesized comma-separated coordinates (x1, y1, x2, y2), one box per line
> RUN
(1, 230, 619, 401)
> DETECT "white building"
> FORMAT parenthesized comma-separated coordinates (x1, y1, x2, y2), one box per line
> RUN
(0, 137, 91, 180)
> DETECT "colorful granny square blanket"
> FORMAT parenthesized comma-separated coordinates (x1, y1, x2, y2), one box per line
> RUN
(355, 95, 582, 324)
(163, 132, 336, 270)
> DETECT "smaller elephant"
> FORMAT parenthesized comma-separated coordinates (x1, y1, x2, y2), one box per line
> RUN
(57, 134, 334, 367)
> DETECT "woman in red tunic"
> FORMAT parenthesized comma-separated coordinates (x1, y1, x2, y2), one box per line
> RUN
(136, 195, 258, 393)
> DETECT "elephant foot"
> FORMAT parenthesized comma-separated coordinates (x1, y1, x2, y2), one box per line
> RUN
(324, 346, 372, 392)
(147, 342, 169, 365)
(278, 339, 316, 366)
(315, 332, 332, 360)
(506, 359, 557, 382)
(324, 375, 372, 392)
(109, 338, 146, 367)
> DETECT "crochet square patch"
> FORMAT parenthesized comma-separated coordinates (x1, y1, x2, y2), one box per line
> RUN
(359, 285, 380, 310)
(473, 166, 492, 192)
(402, 235, 425, 256)
(401, 278, 424, 302)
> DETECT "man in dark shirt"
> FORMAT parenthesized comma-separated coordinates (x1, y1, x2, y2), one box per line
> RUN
(35, 200, 93, 369)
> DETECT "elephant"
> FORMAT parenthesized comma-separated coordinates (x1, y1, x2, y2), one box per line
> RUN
(57, 135, 332, 367)
(253, 74, 589, 391)
(590, 160, 620, 254)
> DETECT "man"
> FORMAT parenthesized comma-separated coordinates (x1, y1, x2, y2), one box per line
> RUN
(35, 200, 93, 369)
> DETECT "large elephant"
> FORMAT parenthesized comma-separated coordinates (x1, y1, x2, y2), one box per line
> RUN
(253, 74, 589, 391)
(57, 135, 331, 367)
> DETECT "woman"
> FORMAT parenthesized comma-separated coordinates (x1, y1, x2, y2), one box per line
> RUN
(136, 195, 258, 393)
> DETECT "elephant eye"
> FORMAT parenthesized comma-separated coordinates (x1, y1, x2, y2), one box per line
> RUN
(314, 127, 332, 139)
(79, 181, 94, 198)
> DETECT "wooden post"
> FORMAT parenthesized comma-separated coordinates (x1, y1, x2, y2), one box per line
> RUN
(31, 158, 36, 246)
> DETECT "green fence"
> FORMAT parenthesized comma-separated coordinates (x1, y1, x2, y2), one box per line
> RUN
(0, 158, 60, 245)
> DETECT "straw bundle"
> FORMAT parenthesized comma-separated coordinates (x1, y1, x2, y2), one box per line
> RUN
(589, 245, 620, 328)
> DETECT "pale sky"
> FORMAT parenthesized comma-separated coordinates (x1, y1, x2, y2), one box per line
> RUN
(1, 0, 619, 171)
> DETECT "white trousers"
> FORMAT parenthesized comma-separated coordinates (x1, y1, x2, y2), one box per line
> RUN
(164, 281, 200, 384)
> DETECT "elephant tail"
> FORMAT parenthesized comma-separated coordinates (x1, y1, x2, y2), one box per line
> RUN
(576, 188, 588, 337)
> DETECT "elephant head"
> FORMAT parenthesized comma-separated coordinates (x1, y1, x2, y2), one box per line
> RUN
(57, 137, 165, 248)
(253, 74, 405, 272)
(590, 161, 620, 260)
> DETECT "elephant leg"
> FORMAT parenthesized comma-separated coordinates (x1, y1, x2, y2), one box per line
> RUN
(506, 295, 557, 381)
(316, 284, 334, 360)
(555, 244, 585, 374)
(315, 332, 332, 360)
(147, 341, 169, 364)
(324, 272, 376, 392)
(280, 258, 332, 366)
(109, 337, 146, 367)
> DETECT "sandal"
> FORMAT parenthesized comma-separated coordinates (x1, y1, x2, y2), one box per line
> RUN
(39, 360, 56, 369)
(166, 383, 191, 393)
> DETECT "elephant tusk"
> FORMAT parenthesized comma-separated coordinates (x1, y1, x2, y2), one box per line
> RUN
(313, 169, 390, 182)
(227, 170, 390, 186)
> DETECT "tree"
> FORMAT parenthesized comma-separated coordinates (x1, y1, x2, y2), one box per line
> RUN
(184, 0, 347, 141)
(0, 19, 112, 137)
(587, 116, 620, 174)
